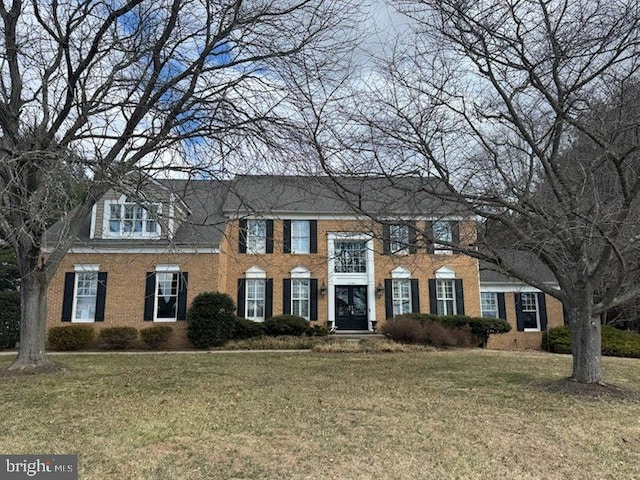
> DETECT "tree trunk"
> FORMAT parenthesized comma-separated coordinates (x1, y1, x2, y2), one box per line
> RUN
(9, 270, 51, 370)
(566, 300, 603, 384)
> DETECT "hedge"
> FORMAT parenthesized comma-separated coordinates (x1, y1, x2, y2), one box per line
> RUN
(388, 313, 511, 347)
(97, 327, 138, 350)
(48, 325, 95, 351)
(264, 315, 309, 336)
(0, 290, 20, 349)
(543, 325, 640, 358)
(140, 325, 173, 349)
(232, 317, 265, 339)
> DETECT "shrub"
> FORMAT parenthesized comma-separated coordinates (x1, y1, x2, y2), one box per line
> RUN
(381, 316, 477, 347)
(386, 313, 511, 348)
(0, 290, 20, 349)
(140, 325, 173, 349)
(306, 324, 329, 337)
(48, 325, 95, 351)
(601, 326, 640, 358)
(232, 317, 265, 340)
(97, 327, 138, 350)
(264, 315, 309, 336)
(541, 326, 572, 354)
(187, 292, 236, 348)
(542, 325, 640, 358)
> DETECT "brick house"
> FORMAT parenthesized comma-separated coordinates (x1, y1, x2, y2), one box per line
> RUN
(45, 175, 564, 349)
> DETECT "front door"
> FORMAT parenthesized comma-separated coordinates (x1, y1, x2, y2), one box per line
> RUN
(335, 285, 368, 330)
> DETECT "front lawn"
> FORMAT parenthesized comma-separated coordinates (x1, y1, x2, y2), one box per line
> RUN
(1, 350, 639, 479)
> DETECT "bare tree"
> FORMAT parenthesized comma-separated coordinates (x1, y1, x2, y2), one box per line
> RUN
(310, 0, 640, 383)
(0, 0, 360, 370)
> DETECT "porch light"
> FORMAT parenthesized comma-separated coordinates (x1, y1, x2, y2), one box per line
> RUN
(319, 281, 327, 296)
(376, 282, 385, 298)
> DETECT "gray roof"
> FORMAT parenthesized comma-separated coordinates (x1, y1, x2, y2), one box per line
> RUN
(222, 175, 466, 217)
(45, 179, 230, 249)
(47, 175, 470, 250)
(479, 250, 557, 284)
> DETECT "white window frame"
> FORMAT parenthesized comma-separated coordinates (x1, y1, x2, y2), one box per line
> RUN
(392, 279, 412, 316)
(436, 279, 456, 315)
(246, 219, 267, 254)
(72, 264, 100, 323)
(291, 220, 310, 254)
(481, 292, 499, 318)
(390, 224, 410, 255)
(154, 264, 180, 322)
(432, 220, 453, 254)
(334, 239, 368, 273)
(291, 278, 310, 320)
(246, 279, 266, 322)
(104, 196, 161, 238)
(520, 292, 541, 331)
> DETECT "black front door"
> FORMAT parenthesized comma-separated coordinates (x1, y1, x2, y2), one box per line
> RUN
(335, 286, 368, 330)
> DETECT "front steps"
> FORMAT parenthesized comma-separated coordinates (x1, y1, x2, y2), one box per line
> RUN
(331, 331, 385, 342)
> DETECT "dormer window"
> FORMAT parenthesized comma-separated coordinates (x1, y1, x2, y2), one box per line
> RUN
(104, 196, 161, 238)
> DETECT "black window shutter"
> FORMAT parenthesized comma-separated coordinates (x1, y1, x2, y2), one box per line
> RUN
(538, 293, 548, 330)
(265, 220, 274, 253)
(309, 220, 318, 253)
(95, 272, 108, 322)
(454, 279, 465, 315)
(239, 219, 247, 253)
(428, 279, 437, 314)
(283, 279, 292, 314)
(425, 221, 434, 254)
(411, 279, 421, 313)
(382, 224, 391, 255)
(384, 279, 393, 318)
(237, 279, 246, 318)
(143, 272, 156, 321)
(177, 272, 189, 321)
(265, 279, 273, 319)
(497, 292, 507, 320)
(409, 221, 418, 254)
(310, 279, 318, 321)
(61, 272, 75, 322)
(451, 221, 460, 245)
(283, 220, 292, 254)
(514, 293, 524, 331)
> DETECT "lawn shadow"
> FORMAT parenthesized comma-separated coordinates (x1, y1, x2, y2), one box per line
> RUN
(0, 360, 69, 380)
(537, 377, 640, 402)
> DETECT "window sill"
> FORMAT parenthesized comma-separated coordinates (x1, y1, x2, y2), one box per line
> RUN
(71, 319, 95, 323)
(523, 328, 541, 332)
(154, 318, 177, 323)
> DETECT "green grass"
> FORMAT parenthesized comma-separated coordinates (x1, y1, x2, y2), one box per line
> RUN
(1, 350, 639, 479)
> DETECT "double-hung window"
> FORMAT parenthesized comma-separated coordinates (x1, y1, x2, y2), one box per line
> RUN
(155, 272, 179, 321)
(392, 279, 412, 316)
(246, 279, 266, 321)
(246, 220, 267, 254)
(74, 271, 98, 322)
(481, 292, 499, 318)
(62, 265, 107, 323)
(432, 220, 453, 252)
(291, 279, 310, 319)
(436, 279, 456, 315)
(291, 221, 310, 254)
(520, 292, 540, 330)
(390, 225, 410, 255)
